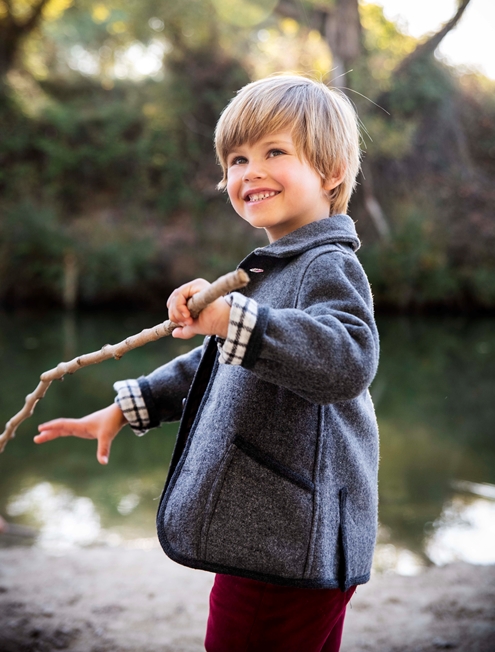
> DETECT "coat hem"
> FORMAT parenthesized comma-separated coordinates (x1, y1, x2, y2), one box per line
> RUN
(156, 523, 369, 591)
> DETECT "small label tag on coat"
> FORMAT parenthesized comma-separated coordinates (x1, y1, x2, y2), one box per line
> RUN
(249, 268, 264, 273)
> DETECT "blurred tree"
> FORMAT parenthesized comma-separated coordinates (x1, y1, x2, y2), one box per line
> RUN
(1, 0, 494, 310)
(276, 0, 361, 89)
(384, 0, 471, 85)
(274, 0, 474, 242)
(275, 0, 389, 237)
(0, 0, 72, 78)
(0, 0, 257, 307)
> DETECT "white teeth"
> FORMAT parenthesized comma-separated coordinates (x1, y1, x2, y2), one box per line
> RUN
(248, 191, 277, 202)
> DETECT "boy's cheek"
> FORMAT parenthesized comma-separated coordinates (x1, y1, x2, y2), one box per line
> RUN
(226, 173, 242, 200)
(226, 187, 236, 205)
(227, 193, 245, 218)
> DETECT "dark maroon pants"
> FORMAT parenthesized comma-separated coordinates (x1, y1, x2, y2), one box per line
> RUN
(205, 574, 356, 652)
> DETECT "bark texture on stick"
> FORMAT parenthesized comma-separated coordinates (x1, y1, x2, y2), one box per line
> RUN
(0, 269, 250, 453)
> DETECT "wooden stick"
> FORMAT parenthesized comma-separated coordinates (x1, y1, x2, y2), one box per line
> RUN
(0, 269, 250, 453)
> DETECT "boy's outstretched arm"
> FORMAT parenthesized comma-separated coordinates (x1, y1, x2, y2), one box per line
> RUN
(32, 278, 221, 457)
(34, 403, 127, 465)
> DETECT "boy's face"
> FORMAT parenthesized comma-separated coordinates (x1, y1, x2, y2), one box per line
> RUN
(226, 131, 335, 242)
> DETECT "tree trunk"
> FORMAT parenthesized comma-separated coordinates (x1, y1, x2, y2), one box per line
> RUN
(63, 249, 79, 311)
(276, 0, 362, 89)
(0, 0, 50, 78)
(360, 158, 391, 240)
(321, 0, 361, 89)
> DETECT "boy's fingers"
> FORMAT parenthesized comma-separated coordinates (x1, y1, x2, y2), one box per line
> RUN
(38, 418, 86, 433)
(36, 419, 93, 442)
(96, 436, 112, 465)
(168, 279, 209, 318)
(169, 297, 191, 322)
(172, 326, 196, 340)
(34, 428, 76, 443)
(38, 417, 76, 429)
(177, 294, 191, 315)
(34, 430, 59, 443)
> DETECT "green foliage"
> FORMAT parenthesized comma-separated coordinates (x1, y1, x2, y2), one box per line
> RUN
(360, 192, 495, 311)
(0, 200, 160, 306)
(360, 209, 460, 310)
(0, 2, 253, 307)
(385, 57, 455, 117)
(458, 74, 495, 175)
(68, 214, 161, 303)
(1, 0, 495, 310)
(462, 266, 495, 309)
(363, 114, 417, 159)
(37, 99, 145, 200)
(360, 2, 416, 89)
(5, 76, 203, 214)
(0, 202, 66, 304)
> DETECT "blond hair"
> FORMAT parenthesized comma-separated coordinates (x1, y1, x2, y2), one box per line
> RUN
(214, 75, 361, 216)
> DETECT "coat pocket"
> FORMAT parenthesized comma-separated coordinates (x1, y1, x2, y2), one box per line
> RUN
(200, 436, 314, 579)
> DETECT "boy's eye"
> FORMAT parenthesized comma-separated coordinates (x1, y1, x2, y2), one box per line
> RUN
(230, 156, 247, 166)
(268, 149, 285, 157)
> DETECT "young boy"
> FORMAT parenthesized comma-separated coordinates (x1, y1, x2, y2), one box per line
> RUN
(36, 75, 379, 652)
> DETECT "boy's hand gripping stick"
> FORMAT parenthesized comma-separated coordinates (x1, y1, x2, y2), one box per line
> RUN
(0, 269, 250, 453)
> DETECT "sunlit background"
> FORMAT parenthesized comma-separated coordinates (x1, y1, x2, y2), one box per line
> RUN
(375, 0, 495, 78)
(1, 0, 495, 577)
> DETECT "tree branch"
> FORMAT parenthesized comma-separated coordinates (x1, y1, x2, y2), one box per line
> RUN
(0, 269, 250, 453)
(22, 0, 51, 34)
(360, 158, 391, 240)
(393, 0, 472, 77)
(274, 0, 305, 22)
(0, 0, 52, 76)
(274, 1, 325, 33)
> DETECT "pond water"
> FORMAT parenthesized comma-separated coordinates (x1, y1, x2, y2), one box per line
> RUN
(1, 310, 494, 575)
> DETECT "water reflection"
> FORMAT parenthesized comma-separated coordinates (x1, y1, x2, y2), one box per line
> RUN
(373, 543, 425, 576)
(426, 483, 495, 565)
(7, 481, 103, 548)
(373, 316, 495, 571)
(117, 492, 140, 515)
(1, 311, 495, 572)
(0, 309, 195, 545)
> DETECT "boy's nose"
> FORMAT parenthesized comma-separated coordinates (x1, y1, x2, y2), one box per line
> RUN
(242, 161, 265, 181)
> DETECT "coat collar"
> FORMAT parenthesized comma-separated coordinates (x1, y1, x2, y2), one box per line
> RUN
(251, 215, 360, 259)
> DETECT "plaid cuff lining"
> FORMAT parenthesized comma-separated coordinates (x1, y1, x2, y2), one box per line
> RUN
(218, 292, 258, 366)
(114, 379, 151, 436)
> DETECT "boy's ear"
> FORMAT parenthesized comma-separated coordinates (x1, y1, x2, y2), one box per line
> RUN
(322, 168, 346, 191)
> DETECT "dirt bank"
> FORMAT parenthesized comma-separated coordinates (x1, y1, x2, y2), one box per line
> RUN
(0, 543, 494, 651)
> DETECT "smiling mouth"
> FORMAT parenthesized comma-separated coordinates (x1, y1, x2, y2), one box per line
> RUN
(245, 191, 280, 203)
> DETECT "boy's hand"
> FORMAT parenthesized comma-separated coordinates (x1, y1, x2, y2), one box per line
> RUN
(167, 278, 230, 340)
(34, 403, 127, 465)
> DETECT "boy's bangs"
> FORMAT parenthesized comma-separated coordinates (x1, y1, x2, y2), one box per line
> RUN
(217, 93, 304, 164)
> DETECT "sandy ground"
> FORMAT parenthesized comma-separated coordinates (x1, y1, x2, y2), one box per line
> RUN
(0, 541, 494, 652)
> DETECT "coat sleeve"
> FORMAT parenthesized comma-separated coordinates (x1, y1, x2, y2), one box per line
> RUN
(242, 251, 380, 404)
(137, 344, 204, 426)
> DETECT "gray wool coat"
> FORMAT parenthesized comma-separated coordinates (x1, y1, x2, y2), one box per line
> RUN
(139, 214, 380, 591)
